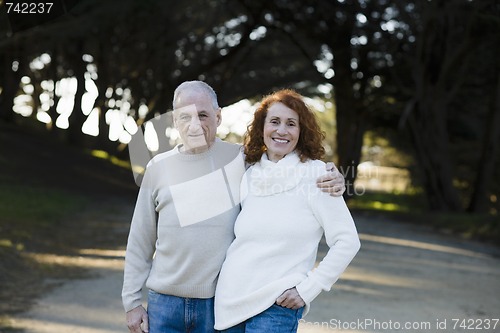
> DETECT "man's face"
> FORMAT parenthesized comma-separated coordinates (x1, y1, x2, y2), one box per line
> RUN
(173, 91, 221, 154)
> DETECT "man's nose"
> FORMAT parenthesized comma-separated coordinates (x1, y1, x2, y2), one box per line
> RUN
(189, 117, 201, 127)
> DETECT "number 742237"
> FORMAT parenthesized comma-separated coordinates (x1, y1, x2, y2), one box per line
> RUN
(5, 2, 54, 14)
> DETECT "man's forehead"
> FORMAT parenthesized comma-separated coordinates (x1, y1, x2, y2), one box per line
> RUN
(174, 104, 198, 115)
(175, 90, 213, 106)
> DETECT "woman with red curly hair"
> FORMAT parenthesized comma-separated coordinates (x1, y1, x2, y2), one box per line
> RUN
(244, 89, 327, 164)
(214, 89, 361, 332)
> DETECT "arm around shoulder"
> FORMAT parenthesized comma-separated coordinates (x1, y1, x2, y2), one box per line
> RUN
(316, 161, 346, 197)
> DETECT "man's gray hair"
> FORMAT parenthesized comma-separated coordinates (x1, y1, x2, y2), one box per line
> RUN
(172, 81, 219, 110)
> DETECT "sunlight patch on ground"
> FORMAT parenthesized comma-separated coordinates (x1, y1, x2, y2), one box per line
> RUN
(333, 283, 386, 296)
(27, 249, 125, 270)
(359, 233, 489, 258)
(78, 248, 126, 258)
(340, 267, 437, 289)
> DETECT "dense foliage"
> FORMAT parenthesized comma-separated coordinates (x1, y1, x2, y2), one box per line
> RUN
(0, 0, 498, 213)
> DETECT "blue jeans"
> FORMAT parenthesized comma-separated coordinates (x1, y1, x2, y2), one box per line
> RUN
(147, 290, 215, 333)
(219, 304, 303, 333)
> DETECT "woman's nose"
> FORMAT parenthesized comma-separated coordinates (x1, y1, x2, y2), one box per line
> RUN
(276, 124, 287, 135)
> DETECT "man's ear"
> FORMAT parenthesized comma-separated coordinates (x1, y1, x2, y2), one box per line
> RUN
(172, 110, 180, 130)
(216, 107, 222, 126)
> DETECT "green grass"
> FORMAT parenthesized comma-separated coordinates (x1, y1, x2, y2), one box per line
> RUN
(0, 184, 88, 221)
(348, 190, 500, 244)
(430, 212, 500, 242)
(349, 190, 427, 213)
(0, 184, 90, 246)
(0, 183, 97, 327)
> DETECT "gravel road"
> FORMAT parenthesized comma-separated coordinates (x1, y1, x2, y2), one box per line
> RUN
(10, 208, 500, 333)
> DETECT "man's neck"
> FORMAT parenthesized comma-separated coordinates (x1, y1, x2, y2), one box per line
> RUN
(179, 141, 215, 155)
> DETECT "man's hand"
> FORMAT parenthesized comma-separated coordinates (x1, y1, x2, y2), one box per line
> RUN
(126, 305, 149, 333)
(317, 162, 346, 196)
(276, 287, 305, 310)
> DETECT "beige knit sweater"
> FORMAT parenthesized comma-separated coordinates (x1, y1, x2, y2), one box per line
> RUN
(122, 140, 245, 312)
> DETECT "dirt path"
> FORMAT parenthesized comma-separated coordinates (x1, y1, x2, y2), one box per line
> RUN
(9, 206, 500, 333)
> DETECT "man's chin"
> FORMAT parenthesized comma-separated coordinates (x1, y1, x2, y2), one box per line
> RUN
(184, 138, 209, 152)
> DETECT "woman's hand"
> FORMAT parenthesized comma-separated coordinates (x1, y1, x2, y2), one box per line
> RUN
(276, 287, 305, 310)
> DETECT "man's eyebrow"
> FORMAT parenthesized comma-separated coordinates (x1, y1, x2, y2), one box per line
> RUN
(177, 109, 196, 115)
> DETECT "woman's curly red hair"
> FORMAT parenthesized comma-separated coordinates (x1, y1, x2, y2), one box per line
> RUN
(244, 89, 325, 164)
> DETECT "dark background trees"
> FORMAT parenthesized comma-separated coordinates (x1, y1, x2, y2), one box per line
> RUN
(0, 0, 498, 215)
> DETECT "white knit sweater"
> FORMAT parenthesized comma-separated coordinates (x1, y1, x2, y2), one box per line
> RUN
(122, 140, 245, 312)
(214, 152, 361, 329)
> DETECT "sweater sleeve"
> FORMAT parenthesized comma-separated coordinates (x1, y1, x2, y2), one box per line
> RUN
(122, 166, 158, 312)
(295, 167, 361, 305)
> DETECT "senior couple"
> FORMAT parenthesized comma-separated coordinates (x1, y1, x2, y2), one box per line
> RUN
(122, 81, 361, 333)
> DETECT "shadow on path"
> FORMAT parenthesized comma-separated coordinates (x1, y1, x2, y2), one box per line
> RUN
(9, 210, 500, 333)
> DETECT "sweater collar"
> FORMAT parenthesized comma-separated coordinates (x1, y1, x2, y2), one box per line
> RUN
(246, 151, 305, 196)
(174, 138, 221, 161)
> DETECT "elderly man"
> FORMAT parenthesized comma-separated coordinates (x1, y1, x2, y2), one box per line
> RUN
(122, 81, 345, 333)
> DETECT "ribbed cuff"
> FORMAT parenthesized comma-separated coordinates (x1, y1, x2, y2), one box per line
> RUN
(295, 277, 323, 305)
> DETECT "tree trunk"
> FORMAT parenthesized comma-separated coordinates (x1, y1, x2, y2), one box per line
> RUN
(332, 18, 365, 199)
(0, 52, 18, 123)
(67, 46, 87, 147)
(47, 47, 62, 136)
(403, 0, 472, 211)
(95, 83, 114, 153)
(467, 71, 500, 212)
(406, 99, 461, 211)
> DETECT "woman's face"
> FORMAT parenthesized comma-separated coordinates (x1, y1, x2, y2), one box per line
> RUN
(263, 102, 300, 162)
